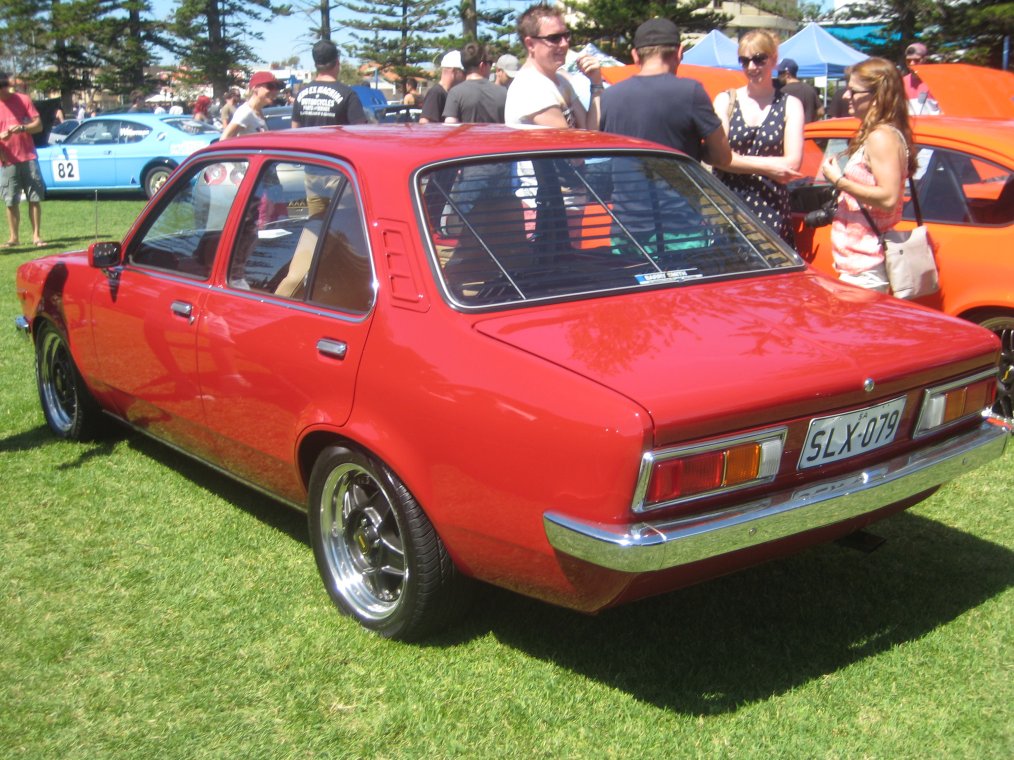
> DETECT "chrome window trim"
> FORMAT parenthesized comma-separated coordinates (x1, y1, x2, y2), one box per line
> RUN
(631, 426, 787, 513)
(913, 368, 998, 438)
(124, 149, 377, 322)
(117, 265, 372, 325)
(412, 149, 806, 314)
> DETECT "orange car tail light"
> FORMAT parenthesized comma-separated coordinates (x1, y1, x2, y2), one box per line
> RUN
(914, 370, 997, 438)
(636, 430, 784, 512)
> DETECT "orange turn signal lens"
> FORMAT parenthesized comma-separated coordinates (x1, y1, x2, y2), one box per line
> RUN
(915, 373, 996, 437)
(642, 435, 781, 509)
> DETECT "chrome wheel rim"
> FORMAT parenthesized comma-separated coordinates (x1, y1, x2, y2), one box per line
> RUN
(318, 463, 407, 622)
(147, 169, 170, 196)
(38, 331, 76, 435)
(980, 316, 1014, 421)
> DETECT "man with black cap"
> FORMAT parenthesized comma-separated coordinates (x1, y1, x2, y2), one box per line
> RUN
(0, 72, 45, 247)
(777, 58, 823, 123)
(599, 18, 730, 165)
(291, 40, 366, 129)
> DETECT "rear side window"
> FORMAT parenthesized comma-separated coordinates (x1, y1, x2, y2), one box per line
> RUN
(419, 153, 800, 308)
(907, 147, 1014, 226)
(228, 161, 374, 314)
(130, 160, 248, 279)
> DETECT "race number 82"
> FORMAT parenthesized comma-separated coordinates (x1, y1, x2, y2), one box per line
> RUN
(53, 159, 80, 182)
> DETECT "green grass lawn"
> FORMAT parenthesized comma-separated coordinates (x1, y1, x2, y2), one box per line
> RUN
(2, 200, 1012, 758)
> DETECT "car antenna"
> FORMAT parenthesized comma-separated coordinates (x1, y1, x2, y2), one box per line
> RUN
(94, 190, 99, 240)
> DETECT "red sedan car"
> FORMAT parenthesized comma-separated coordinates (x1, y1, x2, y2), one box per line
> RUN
(15, 126, 1009, 640)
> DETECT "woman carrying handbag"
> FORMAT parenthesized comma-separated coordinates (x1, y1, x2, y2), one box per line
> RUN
(820, 58, 921, 293)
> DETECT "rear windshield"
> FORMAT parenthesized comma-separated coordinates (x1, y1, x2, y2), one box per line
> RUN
(418, 152, 802, 309)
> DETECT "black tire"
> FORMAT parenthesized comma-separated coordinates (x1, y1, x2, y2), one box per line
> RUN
(307, 445, 472, 640)
(35, 323, 105, 440)
(143, 165, 172, 198)
(978, 313, 1014, 421)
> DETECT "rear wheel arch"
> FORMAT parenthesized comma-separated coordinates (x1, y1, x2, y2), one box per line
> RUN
(306, 441, 473, 640)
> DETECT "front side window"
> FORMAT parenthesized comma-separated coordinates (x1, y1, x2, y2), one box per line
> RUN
(419, 153, 801, 308)
(130, 160, 248, 278)
(228, 161, 374, 314)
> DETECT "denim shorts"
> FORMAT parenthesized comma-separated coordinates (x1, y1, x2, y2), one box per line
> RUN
(1, 159, 45, 206)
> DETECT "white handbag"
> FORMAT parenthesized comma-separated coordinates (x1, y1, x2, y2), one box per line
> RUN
(860, 177, 939, 300)
(882, 224, 939, 299)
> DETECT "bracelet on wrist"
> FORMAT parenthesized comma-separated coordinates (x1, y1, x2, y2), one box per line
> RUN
(589, 84, 604, 93)
(834, 176, 844, 190)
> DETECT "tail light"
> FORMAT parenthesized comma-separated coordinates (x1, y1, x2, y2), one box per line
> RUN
(914, 369, 997, 438)
(634, 429, 785, 513)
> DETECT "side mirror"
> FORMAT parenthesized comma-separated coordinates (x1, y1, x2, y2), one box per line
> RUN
(88, 241, 122, 269)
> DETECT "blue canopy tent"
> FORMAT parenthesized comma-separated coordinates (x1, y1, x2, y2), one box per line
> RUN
(683, 29, 741, 70)
(778, 22, 868, 79)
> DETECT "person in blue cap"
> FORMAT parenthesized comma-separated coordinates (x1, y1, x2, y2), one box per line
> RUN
(777, 58, 823, 123)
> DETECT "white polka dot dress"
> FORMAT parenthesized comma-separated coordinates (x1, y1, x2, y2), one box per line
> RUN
(716, 90, 793, 243)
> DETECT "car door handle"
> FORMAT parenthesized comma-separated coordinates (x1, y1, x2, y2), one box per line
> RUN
(317, 338, 347, 360)
(170, 300, 194, 324)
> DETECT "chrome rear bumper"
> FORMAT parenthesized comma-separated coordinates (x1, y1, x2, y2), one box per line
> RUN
(544, 421, 1007, 573)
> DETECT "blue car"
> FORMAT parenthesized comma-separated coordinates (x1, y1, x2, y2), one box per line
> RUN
(37, 113, 219, 198)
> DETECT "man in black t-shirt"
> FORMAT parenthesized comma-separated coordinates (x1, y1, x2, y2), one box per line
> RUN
(777, 59, 823, 123)
(419, 51, 464, 124)
(599, 19, 732, 251)
(599, 19, 730, 165)
(291, 40, 366, 129)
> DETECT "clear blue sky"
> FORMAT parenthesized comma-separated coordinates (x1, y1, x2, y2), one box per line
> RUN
(149, 1, 334, 68)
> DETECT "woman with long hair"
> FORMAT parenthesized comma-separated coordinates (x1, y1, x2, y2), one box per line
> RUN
(820, 57, 919, 292)
(713, 30, 804, 244)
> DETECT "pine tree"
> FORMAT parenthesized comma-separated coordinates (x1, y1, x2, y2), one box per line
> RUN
(569, 0, 730, 61)
(343, 0, 455, 79)
(171, 0, 292, 98)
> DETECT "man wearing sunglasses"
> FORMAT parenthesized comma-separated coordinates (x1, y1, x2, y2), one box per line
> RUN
(600, 18, 730, 166)
(505, 2, 602, 129)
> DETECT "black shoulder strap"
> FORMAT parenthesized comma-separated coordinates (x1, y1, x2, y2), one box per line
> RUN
(857, 175, 921, 251)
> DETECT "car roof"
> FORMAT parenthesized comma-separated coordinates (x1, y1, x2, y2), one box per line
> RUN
(194, 123, 677, 166)
(805, 116, 1014, 162)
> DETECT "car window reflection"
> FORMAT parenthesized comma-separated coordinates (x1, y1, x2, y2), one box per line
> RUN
(130, 160, 248, 279)
(228, 161, 374, 314)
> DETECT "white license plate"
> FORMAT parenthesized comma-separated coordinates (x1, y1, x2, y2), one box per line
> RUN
(798, 397, 906, 469)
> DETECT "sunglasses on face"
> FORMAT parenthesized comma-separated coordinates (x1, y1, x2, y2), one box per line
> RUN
(532, 31, 571, 46)
(738, 53, 769, 68)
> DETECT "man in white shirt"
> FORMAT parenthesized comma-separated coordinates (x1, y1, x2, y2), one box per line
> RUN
(504, 3, 602, 128)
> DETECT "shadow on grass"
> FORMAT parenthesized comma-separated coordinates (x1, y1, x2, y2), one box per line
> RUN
(32, 425, 1011, 715)
(453, 513, 1014, 715)
(123, 431, 307, 545)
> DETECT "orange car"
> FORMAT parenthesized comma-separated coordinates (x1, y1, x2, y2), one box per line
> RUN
(792, 115, 1014, 420)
